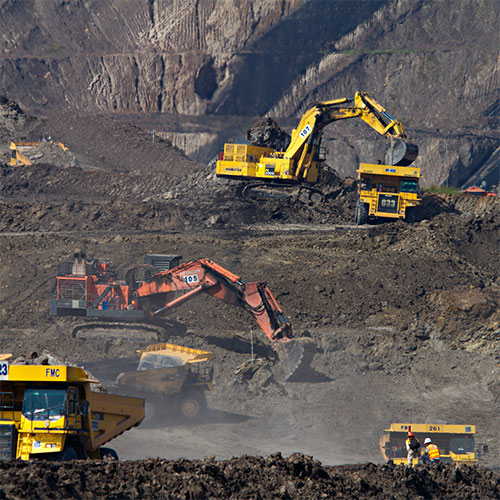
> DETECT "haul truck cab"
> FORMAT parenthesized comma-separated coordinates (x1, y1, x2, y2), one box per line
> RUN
(380, 423, 480, 465)
(356, 163, 421, 224)
(0, 358, 144, 460)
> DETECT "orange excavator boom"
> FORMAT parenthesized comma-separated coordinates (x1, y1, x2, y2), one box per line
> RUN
(134, 259, 302, 378)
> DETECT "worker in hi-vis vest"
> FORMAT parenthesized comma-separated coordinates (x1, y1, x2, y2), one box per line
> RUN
(421, 437, 440, 464)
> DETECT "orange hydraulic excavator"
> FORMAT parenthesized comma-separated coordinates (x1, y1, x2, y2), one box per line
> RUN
(51, 252, 303, 379)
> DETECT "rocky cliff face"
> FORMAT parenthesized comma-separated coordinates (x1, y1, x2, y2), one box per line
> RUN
(270, 0, 499, 126)
(0, 0, 308, 114)
(0, 0, 386, 115)
(0, 0, 498, 187)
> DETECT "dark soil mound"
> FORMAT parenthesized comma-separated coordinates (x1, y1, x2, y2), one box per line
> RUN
(0, 455, 498, 500)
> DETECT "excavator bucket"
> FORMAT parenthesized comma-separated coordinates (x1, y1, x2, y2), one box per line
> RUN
(385, 139, 419, 166)
(274, 339, 305, 380)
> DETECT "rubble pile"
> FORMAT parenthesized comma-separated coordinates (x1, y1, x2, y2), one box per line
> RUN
(11, 350, 66, 366)
(0, 455, 498, 499)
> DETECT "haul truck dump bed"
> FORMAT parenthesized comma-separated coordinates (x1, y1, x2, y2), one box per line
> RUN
(85, 343, 214, 422)
(0, 358, 144, 460)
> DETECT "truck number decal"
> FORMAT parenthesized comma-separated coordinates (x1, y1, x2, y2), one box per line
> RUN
(33, 441, 42, 449)
(183, 274, 198, 285)
(299, 124, 312, 139)
(0, 362, 8, 380)
(381, 199, 396, 208)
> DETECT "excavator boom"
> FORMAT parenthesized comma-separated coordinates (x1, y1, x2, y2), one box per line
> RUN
(135, 259, 303, 378)
(216, 90, 418, 190)
(284, 91, 416, 180)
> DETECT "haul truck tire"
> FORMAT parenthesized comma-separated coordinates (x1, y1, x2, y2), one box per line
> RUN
(100, 447, 119, 460)
(58, 445, 78, 461)
(405, 207, 417, 223)
(355, 201, 369, 225)
(179, 391, 207, 419)
(143, 393, 164, 425)
(143, 399, 156, 424)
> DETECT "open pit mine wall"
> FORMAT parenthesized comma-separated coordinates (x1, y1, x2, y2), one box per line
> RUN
(0, 0, 381, 115)
(0, 0, 498, 188)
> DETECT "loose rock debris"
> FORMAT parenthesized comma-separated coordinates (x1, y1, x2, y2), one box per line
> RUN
(0, 455, 499, 499)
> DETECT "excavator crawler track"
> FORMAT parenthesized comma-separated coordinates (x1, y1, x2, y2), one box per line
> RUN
(239, 183, 324, 204)
(71, 322, 168, 343)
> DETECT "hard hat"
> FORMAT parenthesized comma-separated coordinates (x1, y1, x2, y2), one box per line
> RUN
(424, 438, 432, 445)
(408, 432, 414, 437)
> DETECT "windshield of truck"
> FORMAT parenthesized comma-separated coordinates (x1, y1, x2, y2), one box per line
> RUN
(400, 180, 418, 193)
(23, 388, 67, 420)
(450, 436, 474, 454)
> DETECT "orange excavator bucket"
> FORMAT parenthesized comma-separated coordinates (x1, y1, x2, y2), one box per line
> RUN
(273, 339, 305, 380)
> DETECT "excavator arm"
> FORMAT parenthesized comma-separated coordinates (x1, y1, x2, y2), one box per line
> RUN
(134, 259, 304, 379)
(285, 91, 417, 180)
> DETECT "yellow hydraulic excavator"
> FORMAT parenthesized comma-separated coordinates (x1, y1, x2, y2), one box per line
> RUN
(216, 91, 419, 208)
(9, 141, 69, 166)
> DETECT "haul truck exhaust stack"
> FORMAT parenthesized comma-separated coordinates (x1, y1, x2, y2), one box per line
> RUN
(0, 357, 144, 460)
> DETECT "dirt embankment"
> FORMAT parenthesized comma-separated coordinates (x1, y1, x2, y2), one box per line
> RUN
(0, 456, 499, 500)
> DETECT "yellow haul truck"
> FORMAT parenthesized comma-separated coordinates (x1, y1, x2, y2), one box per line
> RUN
(84, 343, 214, 423)
(380, 423, 480, 465)
(356, 162, 421, 224)
(0, 359, 144, 460)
